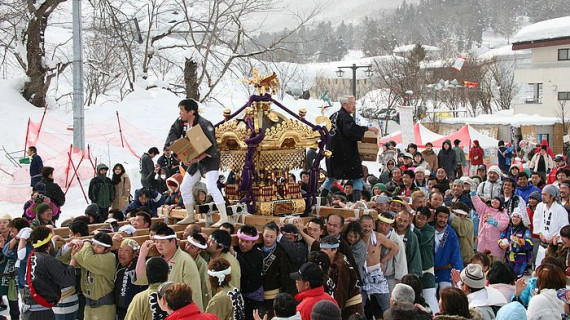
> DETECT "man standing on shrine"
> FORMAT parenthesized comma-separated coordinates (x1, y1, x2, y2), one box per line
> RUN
(320, 96, 379, 202)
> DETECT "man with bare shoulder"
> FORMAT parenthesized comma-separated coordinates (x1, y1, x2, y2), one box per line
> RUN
(359, 215, 399, 320)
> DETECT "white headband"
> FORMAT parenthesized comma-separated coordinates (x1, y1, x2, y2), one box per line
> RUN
(187, 236, 207, 249)
(208, 267, 232, 285)
(153, 234, 177, 240)
(453, 209, 469, 216)
(92, 239, 111, 248)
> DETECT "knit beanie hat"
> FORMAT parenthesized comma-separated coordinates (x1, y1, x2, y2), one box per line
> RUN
(85, 203, 100, 217)
(495, 301, 528, 320)
(310, 300, 341, 320)
(528, 191, 541, 202)
(543, 184, 559, 198)
(460, 263, 486, 289)
(488, 165, 502, 176)
(373, 183, 387, 192)
(511, 208, 524, 218)
(36, 203, 51, 216)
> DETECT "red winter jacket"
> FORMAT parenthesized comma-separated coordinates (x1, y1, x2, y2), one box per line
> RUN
(295, 286, 338, 320)
(535, 139, 554, 158)
(166, 303, 219, 320)
(469, 141, 484, 165)
(547, 162, 568, 184)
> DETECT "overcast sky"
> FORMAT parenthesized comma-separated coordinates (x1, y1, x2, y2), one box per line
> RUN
(251, 0, 413, 32)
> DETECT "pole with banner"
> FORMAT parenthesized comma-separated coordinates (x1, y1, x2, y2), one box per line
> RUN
(398, 105, 415, 148)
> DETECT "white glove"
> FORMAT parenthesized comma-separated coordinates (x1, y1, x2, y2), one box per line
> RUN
(18, 227, 33, 240)
(118, 224, 137, 235)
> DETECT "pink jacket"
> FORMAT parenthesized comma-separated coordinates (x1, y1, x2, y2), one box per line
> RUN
(472, 195, 509, 257)
(25, 201, 60, 222)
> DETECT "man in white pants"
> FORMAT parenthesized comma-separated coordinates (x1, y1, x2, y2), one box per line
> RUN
(533, 184, 569, 266)
(164, 99, 227, 226)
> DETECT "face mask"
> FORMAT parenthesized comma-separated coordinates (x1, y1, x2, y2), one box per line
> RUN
(160, 175, 167, 180)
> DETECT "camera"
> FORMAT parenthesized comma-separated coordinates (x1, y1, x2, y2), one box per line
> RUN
(34, 193, 46, 203)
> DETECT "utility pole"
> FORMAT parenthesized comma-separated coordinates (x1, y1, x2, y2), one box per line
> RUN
(72, 0, 85, 150)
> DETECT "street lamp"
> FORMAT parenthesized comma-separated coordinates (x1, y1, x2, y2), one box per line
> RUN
(336, 63, 373, 117)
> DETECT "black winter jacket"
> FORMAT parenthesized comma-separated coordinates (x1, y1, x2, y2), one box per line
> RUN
(157, 154, 180, 176)
(139, 153, 155, 177)
(325, 107, 368, 179)
(438, 140, 457, 179)
(34, 177, 65, 207)
(23, 251, 76, 306)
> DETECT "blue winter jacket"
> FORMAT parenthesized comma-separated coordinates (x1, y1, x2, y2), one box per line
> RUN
(515, 183, 541, 203)
(29, 154, 43, 187)
(123, 188, 166, 217)
(434, 225, 464, 283)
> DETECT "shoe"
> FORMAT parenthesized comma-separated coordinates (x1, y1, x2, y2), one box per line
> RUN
(211, 203, 228, 228)
(177, 206, 196, 224)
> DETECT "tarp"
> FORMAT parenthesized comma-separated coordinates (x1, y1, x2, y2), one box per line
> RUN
(378, 123, 445, 146)
(429, 124, 499, 148)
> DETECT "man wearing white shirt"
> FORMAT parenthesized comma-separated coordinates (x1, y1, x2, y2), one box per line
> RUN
(533, 185, 569, 266)
(375, 212, 407, 292)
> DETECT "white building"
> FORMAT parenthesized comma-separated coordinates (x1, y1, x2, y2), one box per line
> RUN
(512, 16, 570, 118)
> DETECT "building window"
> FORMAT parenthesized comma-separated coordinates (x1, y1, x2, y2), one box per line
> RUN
(559, 92, 570, 100)
(538, 134, 549, 145)
(559, 49, 570, 61)
(525, 83, 543, 104)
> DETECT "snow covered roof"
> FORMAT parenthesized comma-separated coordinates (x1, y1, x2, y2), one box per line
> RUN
(513, 16, 570, 43)
(478, 45, 531, 61)
(441, 109, 559, 127)
(420, 58, 455, 69)
(393, 44, 440, 53)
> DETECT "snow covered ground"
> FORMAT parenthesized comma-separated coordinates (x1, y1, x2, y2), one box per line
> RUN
(0, 76, 376, 224)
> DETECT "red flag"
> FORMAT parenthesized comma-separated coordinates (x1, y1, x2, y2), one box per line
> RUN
(464, 81, 479, 88)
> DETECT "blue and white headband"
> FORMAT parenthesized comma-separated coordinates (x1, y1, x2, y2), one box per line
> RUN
(320, 243, 339, 249)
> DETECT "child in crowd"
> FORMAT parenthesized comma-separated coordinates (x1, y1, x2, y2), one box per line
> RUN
(499, 208, 533, 278)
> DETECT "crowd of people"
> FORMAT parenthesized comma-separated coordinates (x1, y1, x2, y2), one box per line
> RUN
(2, 96, 570, 320)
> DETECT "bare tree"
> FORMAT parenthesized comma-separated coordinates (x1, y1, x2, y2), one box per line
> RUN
(555, 99, 569, 135)
(179, 0, 321, 102)
(0, 0, 69, 107)
(85, 0, 141, 99)
(485, 58, 519, 112)
(82, 0, 321, 104)
(360, 89, 402, 136)
(370, 44, 430, 127)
